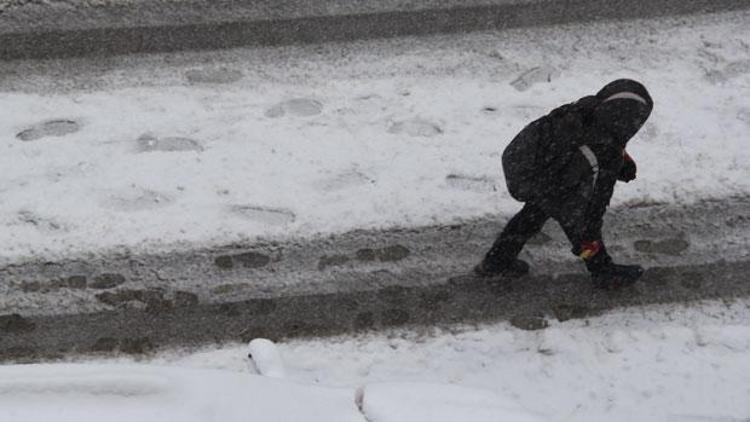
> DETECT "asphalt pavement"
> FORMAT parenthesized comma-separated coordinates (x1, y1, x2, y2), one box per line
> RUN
(2, 0, 749, 60)
(2, 196, 748, 361)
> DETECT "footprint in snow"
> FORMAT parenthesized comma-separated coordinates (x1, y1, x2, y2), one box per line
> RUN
(704, 60, 750, 84)
(15, 210, 68, 233)
(633, 238, 690, 256)
(445, 174, 496, 192)
(313, 169, 373, 192)
(388, 118, 443, 138)
(354, 94, 381, 101)
(510, 65, 560, 92)
(265, 98, 323, 118)
(229, 205, 296, 226)
(136, 134, 204, 153)
(185, 68, 243, 85)
(102, 188, 175, 212)
(16, 119, 81, 141)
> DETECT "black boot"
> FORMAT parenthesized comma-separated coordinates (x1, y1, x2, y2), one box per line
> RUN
(584, 250, 643, 289)
(590, 263, 644, 289)
(474, 258, 530, 278)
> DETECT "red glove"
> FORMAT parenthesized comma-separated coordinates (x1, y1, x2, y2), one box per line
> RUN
(579, 240, 603, 260)
(618, 151, 637, 182)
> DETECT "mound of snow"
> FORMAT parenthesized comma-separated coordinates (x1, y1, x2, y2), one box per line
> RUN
(358, 382, 544, 422)
(247, 338, 286, 378)
(0, 364, 364, 422)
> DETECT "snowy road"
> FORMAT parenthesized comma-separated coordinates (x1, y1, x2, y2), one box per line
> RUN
(1, 195, 749, 361)
(1, 9, 749, 420)
(2, 0, 747, 60)
(1, 10, 749, 360)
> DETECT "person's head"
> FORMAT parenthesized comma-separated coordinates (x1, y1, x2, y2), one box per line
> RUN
(593, 79, 653, 146)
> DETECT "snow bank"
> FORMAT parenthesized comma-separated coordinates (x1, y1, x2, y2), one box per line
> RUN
(358, 382, 544, 422)
(0, 363, 544, 422)
(0, 364, 364, 422)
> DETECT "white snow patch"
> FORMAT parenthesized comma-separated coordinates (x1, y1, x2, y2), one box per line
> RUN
(359, 382, 544, 422)
(247, 338, 286, 378)
(0, 364, 364, 422)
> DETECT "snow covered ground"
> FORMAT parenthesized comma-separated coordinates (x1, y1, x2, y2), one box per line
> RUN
(2, 11, 749, 420)
(5, 298, 749, 422)
(0, 11, 748, 262)
(0, 363, 544, 421)
(147, 299, 750, 421)
(0, 364, 368, 422)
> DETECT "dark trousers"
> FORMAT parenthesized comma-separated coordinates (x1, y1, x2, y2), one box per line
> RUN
(482, 195, 591, 267)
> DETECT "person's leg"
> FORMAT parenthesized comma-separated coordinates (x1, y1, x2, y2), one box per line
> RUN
(538, 192, 588, 255)
(541, 187, 643, 289)
(476, 202, 548, 276)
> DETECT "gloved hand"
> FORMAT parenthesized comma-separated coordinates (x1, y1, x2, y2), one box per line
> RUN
(618, 151, 636, 182)
(578, 240, 603, 260)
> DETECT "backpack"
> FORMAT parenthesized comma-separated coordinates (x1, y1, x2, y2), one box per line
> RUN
(502, 96, 599, 202)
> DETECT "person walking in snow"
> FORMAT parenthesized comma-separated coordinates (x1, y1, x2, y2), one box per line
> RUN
(475, 79, 653, 289)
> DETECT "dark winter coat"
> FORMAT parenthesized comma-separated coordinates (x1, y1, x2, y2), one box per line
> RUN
(501, 79, 653, 242)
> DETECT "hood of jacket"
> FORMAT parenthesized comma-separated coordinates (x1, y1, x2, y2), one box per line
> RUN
(591, 79, 653, 147)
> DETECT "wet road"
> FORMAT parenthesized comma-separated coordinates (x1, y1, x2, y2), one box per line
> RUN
(2, 197, 748, 361)
(2, 0, 749, 60)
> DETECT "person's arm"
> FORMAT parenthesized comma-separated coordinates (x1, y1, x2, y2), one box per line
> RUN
(580, 143, 622, 247)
